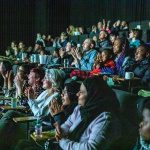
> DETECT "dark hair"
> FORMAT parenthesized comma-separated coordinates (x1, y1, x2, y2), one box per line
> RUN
(0, 61, 12, 72)
(65, 81, 80, 102)
(70, 41, 77, 47)
(30, 67, 45, 82)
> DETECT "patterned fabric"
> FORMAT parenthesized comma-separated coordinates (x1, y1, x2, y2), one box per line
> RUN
(70, 70, 90, 80)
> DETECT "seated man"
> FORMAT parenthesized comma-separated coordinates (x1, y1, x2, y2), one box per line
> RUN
(71, 38, 98, 71)
(126, 44, 150, 89)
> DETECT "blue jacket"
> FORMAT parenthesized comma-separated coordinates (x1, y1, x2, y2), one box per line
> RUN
(76, 49, 98, 71)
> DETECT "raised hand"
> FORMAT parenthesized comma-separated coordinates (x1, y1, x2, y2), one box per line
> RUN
(27, 87, 36, 99)
(54, 122, 62, 141)
(49, 99, 63, 116)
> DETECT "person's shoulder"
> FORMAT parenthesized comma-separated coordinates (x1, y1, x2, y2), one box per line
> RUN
(93, 112, 113, 124)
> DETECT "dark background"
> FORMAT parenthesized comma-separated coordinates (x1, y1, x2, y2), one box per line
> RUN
(0, 0, 150, 54)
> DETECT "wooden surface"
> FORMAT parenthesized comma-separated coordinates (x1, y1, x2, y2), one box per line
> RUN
(30, 130, 55, 141)
(0, 105, 26, 110)
(13, 116, 37, 123)
(0, 96, 12, 101)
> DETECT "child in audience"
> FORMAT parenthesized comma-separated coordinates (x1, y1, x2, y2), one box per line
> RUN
(90, 49, 116, 75)
(70, 49, 115, 79)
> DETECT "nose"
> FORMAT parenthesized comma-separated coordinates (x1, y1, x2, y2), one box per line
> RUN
(76, 91, 79, 97)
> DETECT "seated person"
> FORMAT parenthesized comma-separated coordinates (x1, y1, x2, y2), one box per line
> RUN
(0, 69, 65, 150)
(126, 44, 150, 89)
(70, 38, 97, 71)
(98, 30, 111, 48)
(129, 29, 142, 49)
(53, 32, 68, 48)
(90, 49, 116, 75)
(55, 76, 121, 150)
(70, 49, 116, 79)
(50, 80, 81, 125)
(15, 81, 81, 150)
(18, 67, 45, 106)
(46, 49, 61, 66)
(133, 100, 150, 150)
(113, 38, 131, 77)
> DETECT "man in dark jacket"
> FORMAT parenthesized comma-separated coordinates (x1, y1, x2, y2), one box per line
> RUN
(126, 45, 150, 89)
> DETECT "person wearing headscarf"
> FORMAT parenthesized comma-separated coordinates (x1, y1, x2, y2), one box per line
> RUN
(55, 76, 121, 150)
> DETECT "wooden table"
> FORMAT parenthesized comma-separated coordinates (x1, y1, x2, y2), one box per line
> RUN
(0, 105, 26, 111)
(114, 77, 141, 92)
(13, 116, 37, 123)
(30, 130, 55, 142)
(13, 116, 37, 139)
(0, 97, 11, 105)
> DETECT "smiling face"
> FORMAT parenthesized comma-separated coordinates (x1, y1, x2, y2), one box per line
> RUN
(66, 42, 71, 52)
(135, 46, 148, 61)
(113, 39, 122, 55)
(82, 39, 91, 51)
(76, 83, 87, 106)
(42, 74, 52, 89)
(101, 51, 109, 62)
(61, 87, 71, 106)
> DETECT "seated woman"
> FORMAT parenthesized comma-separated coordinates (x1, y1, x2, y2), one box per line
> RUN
(15, 81, 81, 150)
(133, 100, 150, 150)
(113, 38, 131, 77)
(17, 67, 45, 107)
(126, 45, 150, 89)
(55, 76, 121, 150)
(50, 80, 81, 125)
(0, 69, 65, 150)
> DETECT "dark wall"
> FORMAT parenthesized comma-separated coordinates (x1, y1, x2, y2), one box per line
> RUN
(0, 0, 35, 54)
(35, 0, 70, 36)
(70, 0, 150, 27)
(1, 0, 150, 54)
(0, 0, 70, 54)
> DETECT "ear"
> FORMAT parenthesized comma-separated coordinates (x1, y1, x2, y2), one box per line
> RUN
(146, 52, 150, 58)
(36, 77, 40, 83)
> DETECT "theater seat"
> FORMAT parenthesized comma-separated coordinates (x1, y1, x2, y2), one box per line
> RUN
(111, 89, 139, 150)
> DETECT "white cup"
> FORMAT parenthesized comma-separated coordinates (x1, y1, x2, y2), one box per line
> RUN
(33, 54, 39, 63)
(39, 55, 47, 64)
(22, 53, 27, 61)
(77, 44, 81, 48)
(125, 72, 134, 80)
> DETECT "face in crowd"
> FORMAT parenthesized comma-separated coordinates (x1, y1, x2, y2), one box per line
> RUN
(82, 39, 92, 51)
(135, 46, 149, 62)
(113, 39, 122, 55)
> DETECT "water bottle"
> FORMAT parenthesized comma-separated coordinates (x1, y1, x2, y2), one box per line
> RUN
(35, 116, 42, 137)
(64, 59, 69, 68)
(11, 98, 17, 108)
